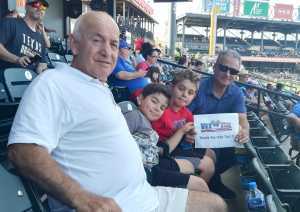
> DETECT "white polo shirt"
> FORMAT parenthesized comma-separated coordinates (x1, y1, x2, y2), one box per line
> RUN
(8, 63, 158, 212)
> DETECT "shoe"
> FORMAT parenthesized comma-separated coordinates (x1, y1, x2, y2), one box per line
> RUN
(211, 181, 236, 200)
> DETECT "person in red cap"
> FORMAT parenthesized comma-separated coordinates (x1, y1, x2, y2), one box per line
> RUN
(0, 0, 49, 74)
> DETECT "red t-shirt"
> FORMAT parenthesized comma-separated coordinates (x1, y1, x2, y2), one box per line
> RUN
(151, 107, 193, 141)
(136, 61, 150, 72)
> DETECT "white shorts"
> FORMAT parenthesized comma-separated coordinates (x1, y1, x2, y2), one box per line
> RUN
(152, 186, 189, 212)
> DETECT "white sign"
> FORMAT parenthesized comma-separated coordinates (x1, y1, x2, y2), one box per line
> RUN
(194, 113, 241, 148)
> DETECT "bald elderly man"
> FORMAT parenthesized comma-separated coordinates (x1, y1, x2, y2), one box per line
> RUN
(8, 11, 227, 212)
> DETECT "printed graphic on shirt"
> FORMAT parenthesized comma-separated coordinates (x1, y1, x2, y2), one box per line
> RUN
(20, 33, 42, 58)
(173, 119, 187, 130)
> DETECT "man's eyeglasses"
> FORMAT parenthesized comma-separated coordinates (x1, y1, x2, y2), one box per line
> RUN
(28, 1, 47, 11)
(217, 63, 239, 75)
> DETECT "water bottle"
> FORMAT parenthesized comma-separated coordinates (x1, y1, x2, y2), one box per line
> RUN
(246, 181, 266, 212)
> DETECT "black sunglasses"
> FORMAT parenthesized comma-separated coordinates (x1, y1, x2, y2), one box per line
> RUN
(217, 63, 239, 75)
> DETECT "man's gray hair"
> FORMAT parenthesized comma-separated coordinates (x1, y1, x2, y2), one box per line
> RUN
(216, 49, 241, 66)
(72, 15, 83, 40)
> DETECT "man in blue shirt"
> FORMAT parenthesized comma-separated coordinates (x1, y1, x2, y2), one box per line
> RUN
(189, 49, 250, 199)
(288, 102, 300, 151)
(109, 39, 149, 98)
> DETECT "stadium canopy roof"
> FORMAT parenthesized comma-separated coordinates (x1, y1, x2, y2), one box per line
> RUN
(177, 13, 300, 34)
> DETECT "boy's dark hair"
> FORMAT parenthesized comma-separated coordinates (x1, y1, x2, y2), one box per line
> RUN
(142, 83, 171, 101)
(172, 70, 200, 88)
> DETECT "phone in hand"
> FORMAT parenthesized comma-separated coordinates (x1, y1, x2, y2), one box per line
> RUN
(30, 54, 42, 64)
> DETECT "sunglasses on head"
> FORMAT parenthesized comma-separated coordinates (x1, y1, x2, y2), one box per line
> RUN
(28, 1, 47, 11)
(217, 63, 239, 75)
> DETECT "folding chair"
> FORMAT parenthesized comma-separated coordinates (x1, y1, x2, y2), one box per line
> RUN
(64, 54, 73, 64)
(268, 164, 300, 212)
(0, 163, 36, 212)
(47, 52, 66, 68)
(110, 86, 131, 103)
(0, 82, 9, 102)
(250, 134, 279, 148)
(0, 103, 19, 120)
(256, 147, 290, 165)
(3, 68, 37, 102)
(0, 119, 13, 162)
(47, 52, 66, 63)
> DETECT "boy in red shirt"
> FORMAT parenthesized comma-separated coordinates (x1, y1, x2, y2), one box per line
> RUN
(152, 70, 215, 182)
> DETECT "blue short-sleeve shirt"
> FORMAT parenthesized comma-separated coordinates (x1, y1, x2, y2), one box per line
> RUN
(188, 77, 246, 114)
(110, 56, 149, 93)
(292, 102, 300, 139)
(292, 102, 300, 117)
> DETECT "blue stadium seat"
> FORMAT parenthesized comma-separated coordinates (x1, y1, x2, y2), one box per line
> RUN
(256, 147, 290, 165)
(0, 164, 35, 212)
(3, 68, 37, 102)
(0, 103, 18, 120)
(0, 82, 9, 102)
(64, 54, 73, 64)
(47, 52, 67, 68)
(110, 86, 131, 103)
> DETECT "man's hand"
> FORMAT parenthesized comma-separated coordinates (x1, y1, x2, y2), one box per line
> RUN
(36, 22, 45, 33)
(75, 191, 121, 212)
(136, 70, 147, 78)
(235, 126, 249, 144)
(16, 56, 32, 67)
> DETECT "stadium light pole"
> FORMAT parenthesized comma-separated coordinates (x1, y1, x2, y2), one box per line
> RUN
(169, 2, 176, 58)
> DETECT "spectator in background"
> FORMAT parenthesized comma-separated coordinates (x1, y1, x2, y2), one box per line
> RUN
(0, 0, 49, 73)
(136, 48, 160, 72)
(109, 39, 149, 100)
(0, 0, 49, 74)
(266, 83, 274, 91)
(288, 102, 300, 152)
(193, 60, 204, 72)
(31, 0, 51, 49)
(178, 55, 188, 66)
(238, 68, 250, 97)
(2, 7, 50, 49)
(189, 49, 249, 199)
(275, 83, 284, 93)
(135, 41, 153, 65)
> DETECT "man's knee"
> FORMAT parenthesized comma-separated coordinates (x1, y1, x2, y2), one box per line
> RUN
(176, 159, 194, 174)
(187, 190, 227, 212)
(199, 156, 215, 182)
